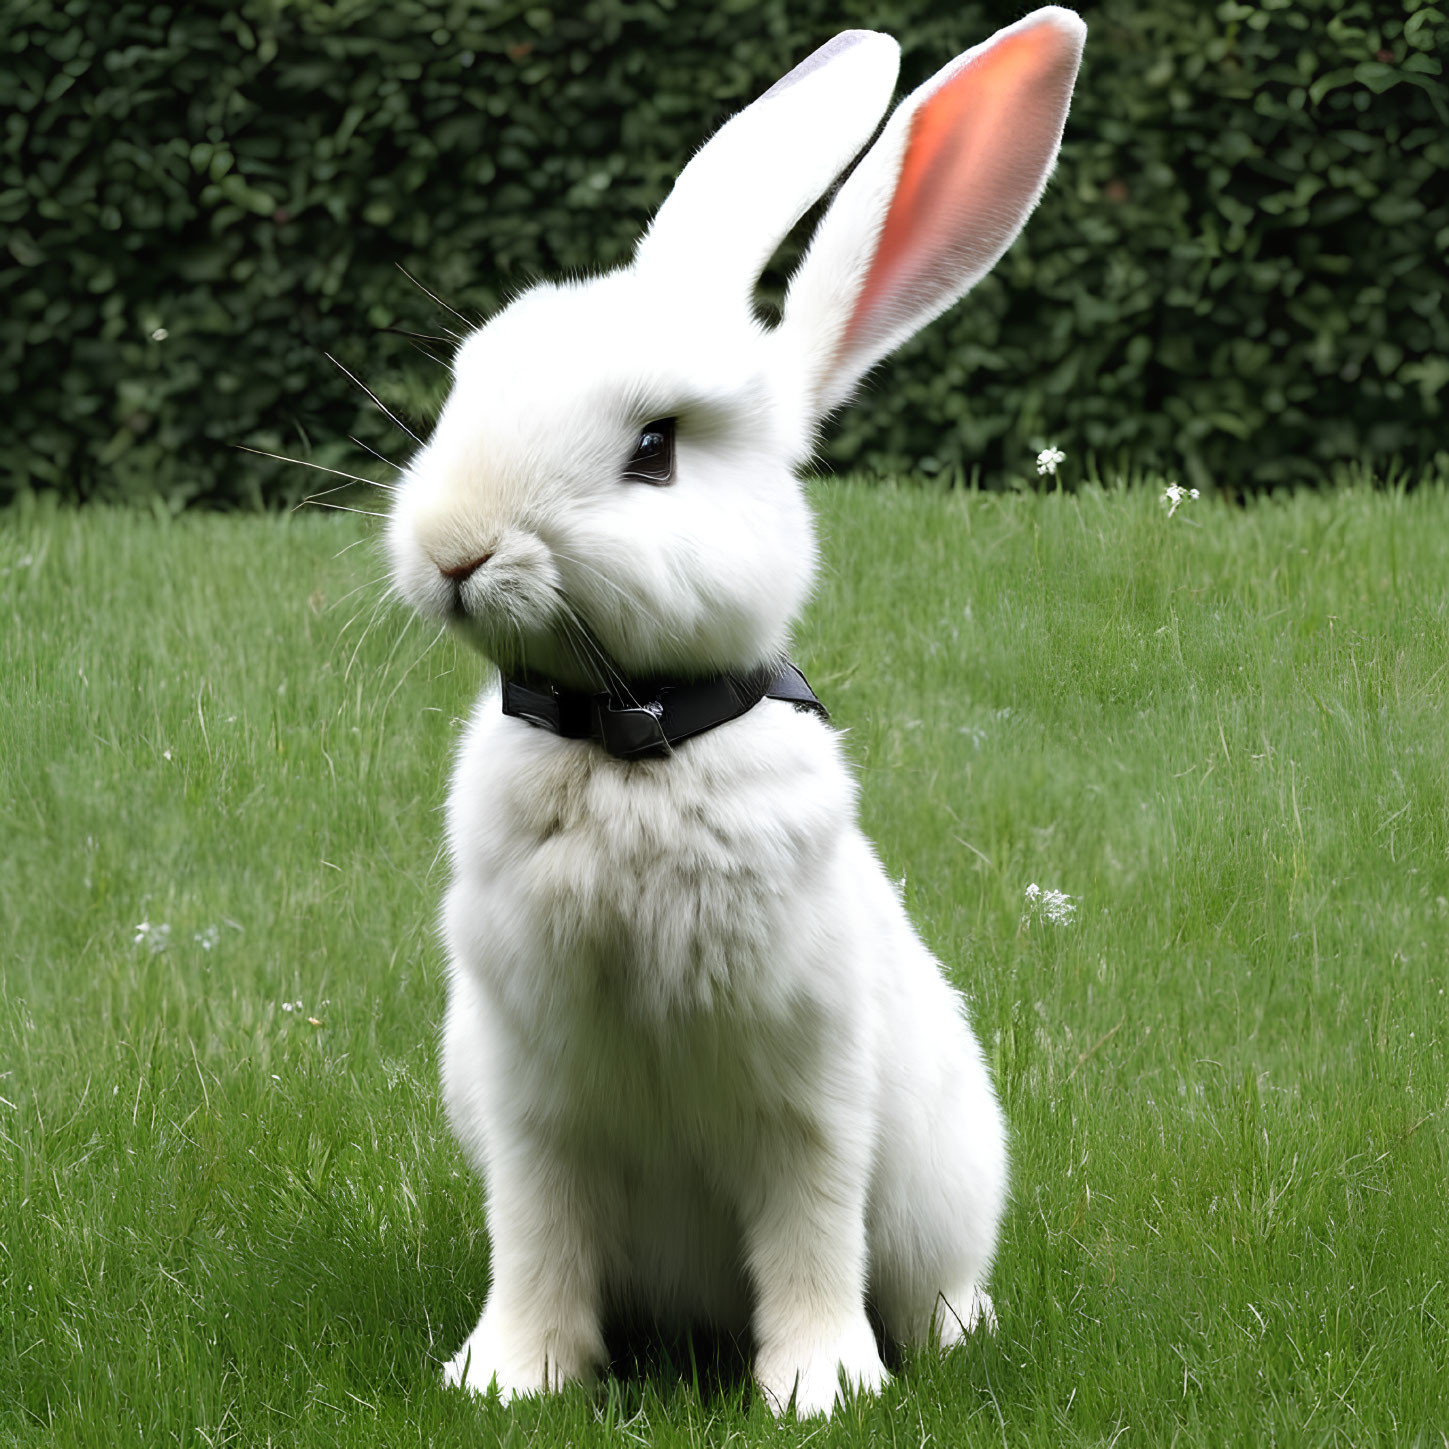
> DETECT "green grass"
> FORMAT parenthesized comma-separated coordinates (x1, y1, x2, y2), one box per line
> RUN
(2, 481, 1447, 1447)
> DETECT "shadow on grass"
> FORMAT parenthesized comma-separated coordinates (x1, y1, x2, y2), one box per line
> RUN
(603, 1318, 755, 1415)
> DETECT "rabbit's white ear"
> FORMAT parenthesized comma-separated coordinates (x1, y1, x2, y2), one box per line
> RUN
(782, 6, 1085, 419)
(633, 31, 900, 308)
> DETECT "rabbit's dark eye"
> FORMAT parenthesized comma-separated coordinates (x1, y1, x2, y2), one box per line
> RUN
(622, 417, 675, 485)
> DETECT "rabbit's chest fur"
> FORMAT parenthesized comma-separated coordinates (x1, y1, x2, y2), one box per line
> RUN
(443, 694, 864, 1121)
(436, 690, 1004, 1345)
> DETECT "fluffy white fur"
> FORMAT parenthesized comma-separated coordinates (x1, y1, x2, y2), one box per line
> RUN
(386, 7, 1084, 1419)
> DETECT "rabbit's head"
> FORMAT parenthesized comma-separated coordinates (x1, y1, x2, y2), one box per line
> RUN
(388, 9, 1085, 687)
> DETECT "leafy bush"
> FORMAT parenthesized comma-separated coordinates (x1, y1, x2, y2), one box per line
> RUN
(3, 0, 1447, 505)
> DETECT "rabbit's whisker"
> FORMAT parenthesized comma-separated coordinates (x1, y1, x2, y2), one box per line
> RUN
(561, 606, 641, 707)
(551, 608, 600, 691)
(564, 616, 612, 695)
(407, 340, 451, 369)
(326, 573, 393, 614)
(235, 445, 396, 495)
(333, 533, 376, 559)
(377, 324, 458, 346)
(297, 499, 388, 519)
(374, 601, 428, 697)
(298, 480, 396, 509)
(511, 614, 530, 682)
(324, 351, 425, 446)
(549, 550, 691, 655)
(333, 604, 371, 649)
(396, 264, 473, 336)
(343, 596, 395, 682)
(348, 435, 405, 471)
(382, 623, 449, 717)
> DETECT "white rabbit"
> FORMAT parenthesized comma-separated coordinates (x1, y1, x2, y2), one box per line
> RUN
(386, 7, 1085, 1418)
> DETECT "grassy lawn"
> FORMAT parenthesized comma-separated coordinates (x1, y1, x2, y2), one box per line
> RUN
(2, 480, 1447, 1446)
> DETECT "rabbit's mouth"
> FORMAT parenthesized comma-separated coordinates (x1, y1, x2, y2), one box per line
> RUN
(446, 573, 624, 696)
(390, 500, 636, 691)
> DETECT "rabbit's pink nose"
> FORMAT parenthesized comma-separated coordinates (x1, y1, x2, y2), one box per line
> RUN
(440, 552, 493, 583)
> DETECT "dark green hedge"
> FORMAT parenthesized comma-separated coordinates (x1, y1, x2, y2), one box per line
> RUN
(4, 0, 1447, 504)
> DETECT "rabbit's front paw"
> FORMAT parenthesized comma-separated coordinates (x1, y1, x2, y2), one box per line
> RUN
(756, 1318, 888, 1418)
(441, 1312, 593, 1402)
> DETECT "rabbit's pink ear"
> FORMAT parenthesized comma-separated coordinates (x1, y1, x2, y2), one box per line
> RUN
(633, 31, 900, 310)
(782, 7, 1085, 419)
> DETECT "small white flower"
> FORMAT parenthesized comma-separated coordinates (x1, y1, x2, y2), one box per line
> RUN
(151, 327, 169, 342)
(162, 749, 172, 761)
(133, 921, 171, 951)
(1036, 446, 1066, 477)
(1161, 482, 1201, 518)
(194, 925, 220, 951)
(1022, 882, 1076, 926)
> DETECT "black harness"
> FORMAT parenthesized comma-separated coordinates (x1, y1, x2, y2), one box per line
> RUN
(500, 660, 828, 761)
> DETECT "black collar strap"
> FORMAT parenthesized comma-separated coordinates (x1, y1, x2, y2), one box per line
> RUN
(500, 660, 828, 761)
